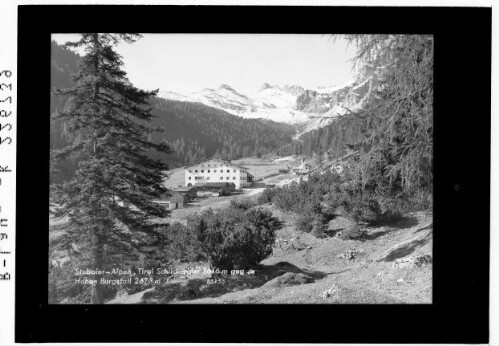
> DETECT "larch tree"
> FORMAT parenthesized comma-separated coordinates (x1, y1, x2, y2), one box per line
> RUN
(340, 34, 433, 212)
(51, 33, 172, 304)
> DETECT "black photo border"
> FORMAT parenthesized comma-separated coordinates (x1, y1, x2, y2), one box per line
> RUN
(16, 5, 491, 343)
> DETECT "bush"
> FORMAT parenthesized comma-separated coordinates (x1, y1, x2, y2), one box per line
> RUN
(296, 212, 314, 233)
(163, 222, 205, 262)
(337, 186, 383, 224)
(321, 202, 338, 221)
(257, 187, 277, 204)
(272, 185, 299, 212)
(348, 198, 382, 224)
(191, 205, 283, 271)
(375, 195, 409, 221)
(338, 226, 368, 241)
(230, 198, 257, 210)
(311, 214, 327, 238)
(265, 171, 346, 215)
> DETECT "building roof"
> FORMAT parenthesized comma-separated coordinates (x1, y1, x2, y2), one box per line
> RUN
(185, 159, 249, 171)
(168, 195, 186, 203)
(159, 190, 187, 202)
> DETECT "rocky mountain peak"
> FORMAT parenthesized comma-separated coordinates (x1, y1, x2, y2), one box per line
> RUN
(259, 83, 273, 91)
(219, 84, 235, 91)
(158, 77, 375, 138)
(282, 84, 305, 96)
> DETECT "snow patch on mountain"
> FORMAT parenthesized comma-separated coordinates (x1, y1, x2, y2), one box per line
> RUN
(315, 80, 356, 94)
(159, 83, 312, 124)
(159, 90, 193, 102)
(158, 78, 373, 137)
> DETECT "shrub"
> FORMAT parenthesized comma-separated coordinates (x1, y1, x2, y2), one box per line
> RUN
(191, 205, 282, 271)
(162, 222, 205, 262)
(230, 198, 257, 210)
(337, 186, 383, 224)
(311, 214, 327, 238)
(338, 226, 369, 241)
(257, 187, 277, 204)
(267, 171, 347, 216)
(272, 185, 299, 212)
(296, 212, 314, 233)
(321, 202, 338, 221)
(348, 198, 382, 224)
(375, 195, 408, 221)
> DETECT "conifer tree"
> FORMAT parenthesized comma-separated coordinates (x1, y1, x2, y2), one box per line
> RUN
(341, 35, 433, 211)
(51, 34, 172, 304)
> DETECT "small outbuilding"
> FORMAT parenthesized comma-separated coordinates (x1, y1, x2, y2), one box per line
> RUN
(154, 190, 189, 210)
(172, 186, 198, 202)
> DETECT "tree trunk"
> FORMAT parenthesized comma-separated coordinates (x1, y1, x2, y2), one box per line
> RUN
(89, 33, 105, 305)
(91, 231, 105, 304)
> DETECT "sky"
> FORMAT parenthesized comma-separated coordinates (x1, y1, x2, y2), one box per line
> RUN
(52, 34, 357, 95)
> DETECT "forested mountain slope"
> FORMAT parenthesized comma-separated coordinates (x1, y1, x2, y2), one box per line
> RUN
(50, 41, 295, 182)
(149, 99, 295, 164)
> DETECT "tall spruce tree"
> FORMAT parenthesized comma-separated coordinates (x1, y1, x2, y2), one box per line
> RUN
(51, 34, 172, 304)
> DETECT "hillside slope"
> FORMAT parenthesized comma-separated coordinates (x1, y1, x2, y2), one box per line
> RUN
(149, 99, 296, 165)
(111, 206, 432, 304)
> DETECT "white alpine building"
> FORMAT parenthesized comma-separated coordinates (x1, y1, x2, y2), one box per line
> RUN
(184, 159, 254, 189)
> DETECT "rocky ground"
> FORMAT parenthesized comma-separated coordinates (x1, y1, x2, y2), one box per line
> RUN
(108, 205, 433, 305)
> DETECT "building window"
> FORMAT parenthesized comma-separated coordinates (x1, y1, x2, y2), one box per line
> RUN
(207, 177, 210, 180)
(208, 164, 210, 167)
(189, 170, 192, 173)
(208, 170, 210, 173)
(201, 170, 204, 173)
(195, 170, 198, 173)
(233, 177, 236, 180)
(233, 169, 236, 173)
(226, 177, 230, 180)
(227, 169, 230, 173)
(188, 177, 191, 180)
(214, 170, 217, 173)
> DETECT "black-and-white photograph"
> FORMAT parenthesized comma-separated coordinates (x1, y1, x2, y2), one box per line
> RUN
(48, 33, 433, 305)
